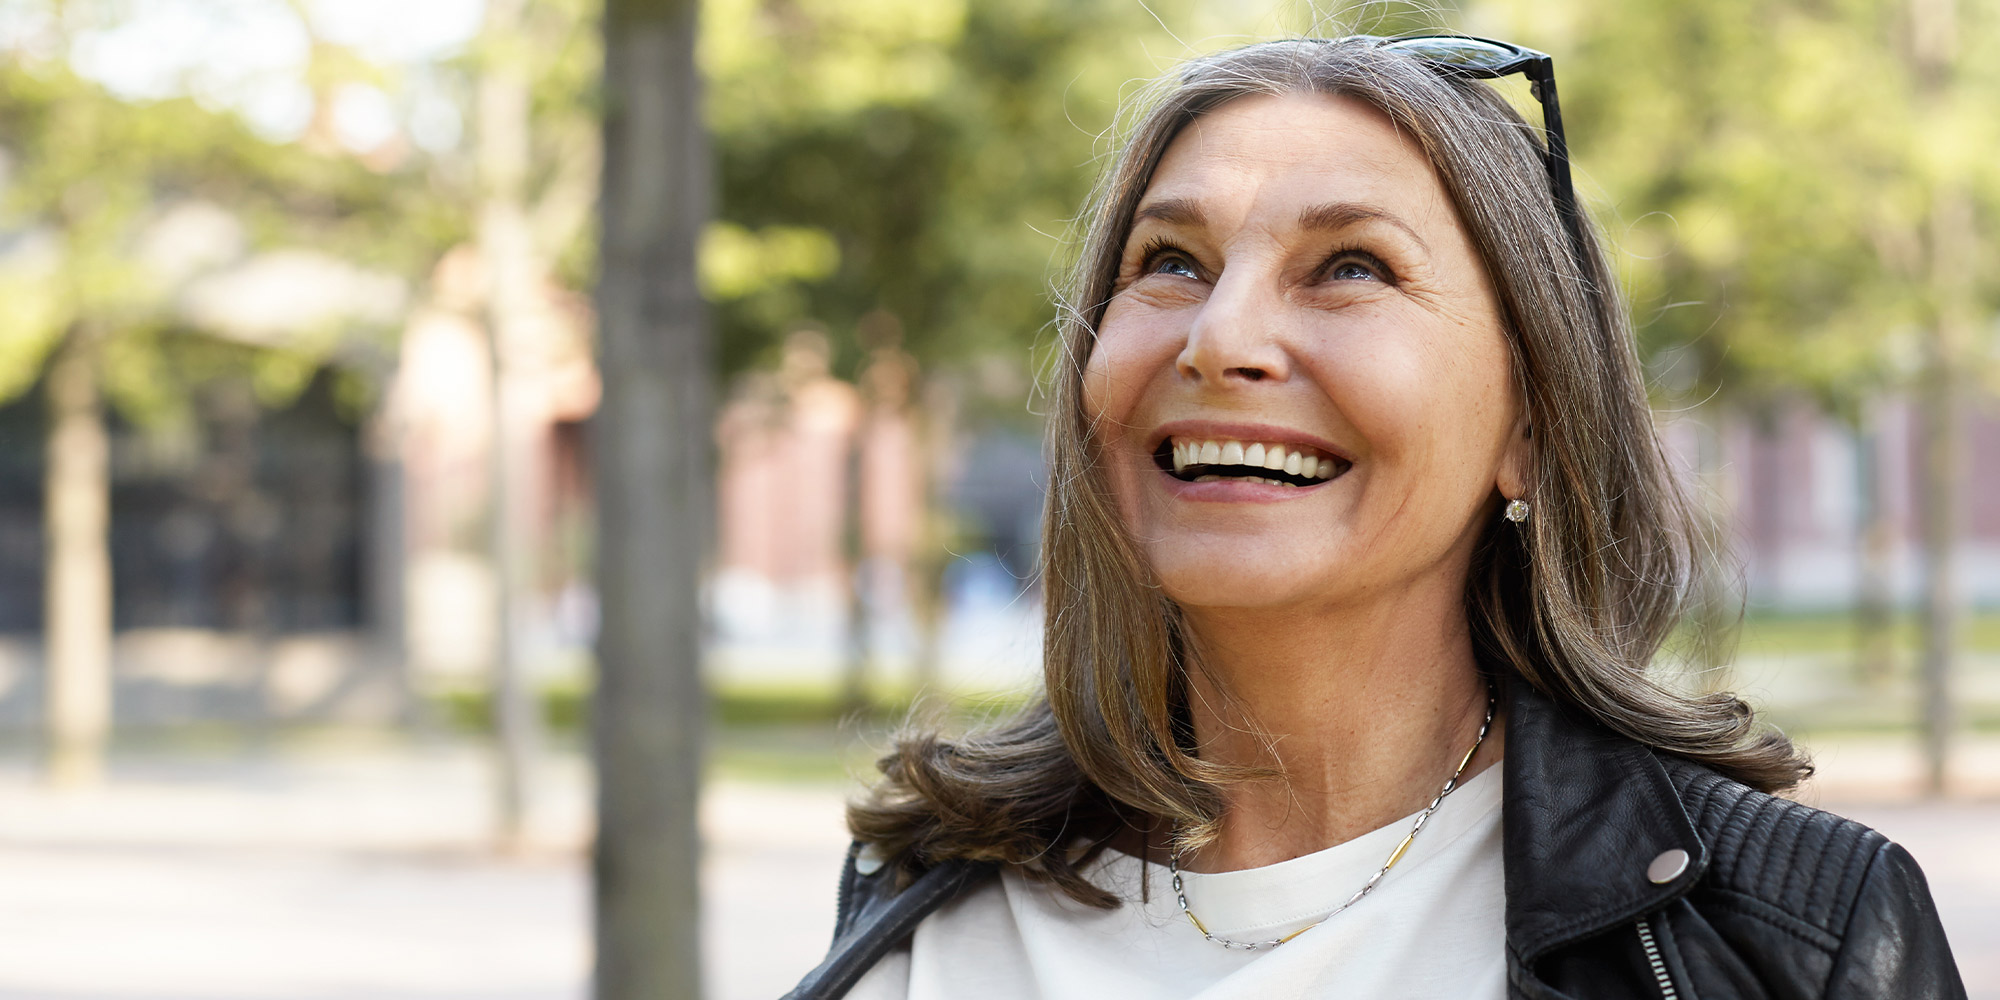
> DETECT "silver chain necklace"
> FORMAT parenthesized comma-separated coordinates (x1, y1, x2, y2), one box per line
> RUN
(1167, 684, 1496, 951)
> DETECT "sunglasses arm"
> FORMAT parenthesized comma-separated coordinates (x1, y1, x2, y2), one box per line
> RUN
(1528, 62, 1588, 267)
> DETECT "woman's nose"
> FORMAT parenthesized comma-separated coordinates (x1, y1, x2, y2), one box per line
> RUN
(1174, 272, 1291, 385)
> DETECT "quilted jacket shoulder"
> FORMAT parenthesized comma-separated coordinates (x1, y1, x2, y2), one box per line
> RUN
(1509, 751, 1964, 1000)
(1598, 755, 1969, 1000)
(1667, 758, 1886, 939)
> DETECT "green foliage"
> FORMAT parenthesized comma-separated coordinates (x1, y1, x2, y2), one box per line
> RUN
(699, 221, 842, 299)
(0, 34, 454, 421)
(702, 0, 1308, 389)
(1477, 0, 2000, 414)
(9, 0, 1984, 441)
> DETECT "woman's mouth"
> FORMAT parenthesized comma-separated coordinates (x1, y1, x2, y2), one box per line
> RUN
(1153, 436, 1352, 487)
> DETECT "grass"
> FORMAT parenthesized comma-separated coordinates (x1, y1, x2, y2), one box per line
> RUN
(412, 611, 2000, 783)
(426, 677, 1035, 785)
(1731, 609, 2000, 657)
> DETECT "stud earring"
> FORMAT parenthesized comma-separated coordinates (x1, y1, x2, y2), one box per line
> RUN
(1503, 498, 1531, 523)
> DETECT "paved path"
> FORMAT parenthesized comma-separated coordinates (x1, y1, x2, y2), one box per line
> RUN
(0, 743, 590, 1000)
(0, 737, 1991, 999)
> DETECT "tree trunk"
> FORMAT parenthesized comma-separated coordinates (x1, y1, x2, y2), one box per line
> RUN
(841, 440, 869, 713)
(908, 376, 960, 694)
(593, 0, 710, 996)
(43, 330, 112, 787)
(479, 0, 543, 851)
(1852, 414, 1895, 686)
(366, 424, 416, 717)
(1915, 381, 1958, 795)
(1916, 183, 1972, 797)
(1910, 0, 1969, 798)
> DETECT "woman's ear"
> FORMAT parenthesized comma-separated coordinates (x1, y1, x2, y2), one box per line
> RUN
(1496, 410, 1533, 501)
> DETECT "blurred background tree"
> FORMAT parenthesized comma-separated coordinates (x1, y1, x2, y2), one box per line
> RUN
(0, 3, 438, 784)
(465, 0, 602, 850)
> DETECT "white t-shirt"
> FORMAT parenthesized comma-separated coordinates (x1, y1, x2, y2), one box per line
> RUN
(848, 766, 1505, 1000)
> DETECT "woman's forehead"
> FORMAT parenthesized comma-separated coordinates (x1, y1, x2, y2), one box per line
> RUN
(1136, 92, 1458, 243)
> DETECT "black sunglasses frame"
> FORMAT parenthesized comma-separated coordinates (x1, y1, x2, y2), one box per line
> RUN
(1360, 35, 1586, 265)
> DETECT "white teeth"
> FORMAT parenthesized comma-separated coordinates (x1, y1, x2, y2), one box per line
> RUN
(1168, 436, 1345, 483)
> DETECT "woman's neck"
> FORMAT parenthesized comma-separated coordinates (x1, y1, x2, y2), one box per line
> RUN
(1175, 582, 1505, 872)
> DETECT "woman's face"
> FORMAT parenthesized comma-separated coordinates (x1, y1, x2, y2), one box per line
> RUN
(1084, 91, 1530, 614)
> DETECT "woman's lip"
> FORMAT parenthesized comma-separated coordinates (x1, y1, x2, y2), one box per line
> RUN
(1156, 466, 1333, 501)
(1148, 420, 1353, 463)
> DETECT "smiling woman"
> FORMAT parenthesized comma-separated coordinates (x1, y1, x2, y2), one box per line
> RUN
(1087, 92, 1529, 631)
(784, 35, 1966, 1000)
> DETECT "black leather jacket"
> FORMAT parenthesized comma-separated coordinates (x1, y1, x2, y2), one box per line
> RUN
(785, 680, 1968, 999)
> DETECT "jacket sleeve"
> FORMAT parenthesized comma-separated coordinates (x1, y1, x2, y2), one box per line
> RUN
(1824, 841, 1967, 1000)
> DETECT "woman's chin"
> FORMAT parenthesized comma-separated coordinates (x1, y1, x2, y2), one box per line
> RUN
(1150, 556, 1340, 612)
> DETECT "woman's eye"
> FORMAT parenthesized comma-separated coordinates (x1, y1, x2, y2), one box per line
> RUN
(1323, 251, 1391, 284)
(1134, 238, 1201, 281)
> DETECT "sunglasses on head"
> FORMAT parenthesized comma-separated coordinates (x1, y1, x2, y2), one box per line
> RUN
(1342, 35, 1586, 264)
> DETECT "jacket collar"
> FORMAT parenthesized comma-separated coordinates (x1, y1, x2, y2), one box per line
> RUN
(1500, 676, 1708, 962)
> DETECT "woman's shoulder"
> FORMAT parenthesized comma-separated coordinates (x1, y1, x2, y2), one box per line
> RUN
(1652, 752, 1964, 996)
(1658, 754, 1894, 920)
(782, 844, 997, 1000)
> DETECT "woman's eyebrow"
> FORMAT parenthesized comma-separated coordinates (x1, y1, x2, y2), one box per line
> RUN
(1131, 197, 1206, 228)
(1296, 202, 1429, 252)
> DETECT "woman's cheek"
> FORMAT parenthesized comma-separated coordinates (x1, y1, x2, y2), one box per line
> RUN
(1079, 322, 1154, 426)
(1080, 346, 1117, 425)
(1077, 339, 1152, 526)
(1318, 328, 1443, 436)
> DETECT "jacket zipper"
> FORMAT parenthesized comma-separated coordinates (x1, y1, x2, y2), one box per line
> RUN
(1635, 916, 1679, 1000)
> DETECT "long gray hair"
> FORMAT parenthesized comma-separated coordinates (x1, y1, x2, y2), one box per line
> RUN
(850, 37, 1809, 908)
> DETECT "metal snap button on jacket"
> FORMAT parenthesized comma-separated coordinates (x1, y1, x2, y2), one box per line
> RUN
(1647, 848, 1690, 885)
